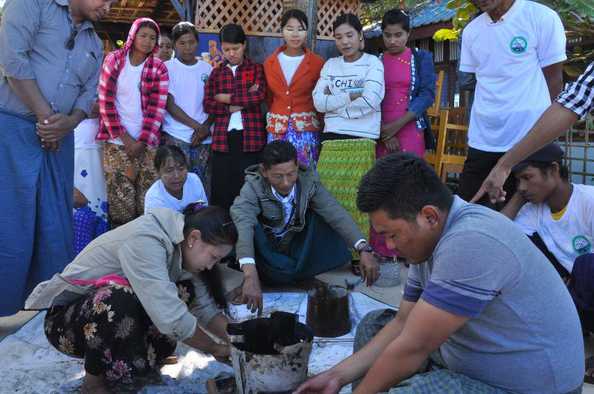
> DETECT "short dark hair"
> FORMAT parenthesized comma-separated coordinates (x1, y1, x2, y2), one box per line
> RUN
(172, 21, 199, 43)
(154, 145, 189, 171)
(281, 9, 308, 30)
(182, 204, 239, 309)
(357, 153, 454, 221)
(333, 13, 363, 34)
(522, 161, 570, 181)
(220, 23, 246, 44)
(159, 30, 172, 42)
(261, 140, 298, 169)
(382, 9, 410, 32)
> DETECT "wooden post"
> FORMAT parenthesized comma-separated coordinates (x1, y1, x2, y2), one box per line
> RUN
(305, 0, 318, 51)
(283, 0, 318, 51)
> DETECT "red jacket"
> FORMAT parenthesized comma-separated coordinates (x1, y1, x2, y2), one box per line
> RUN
(263, 47, 324, 135)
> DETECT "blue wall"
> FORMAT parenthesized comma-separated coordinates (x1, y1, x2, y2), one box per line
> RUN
(197, 32, 339, 63)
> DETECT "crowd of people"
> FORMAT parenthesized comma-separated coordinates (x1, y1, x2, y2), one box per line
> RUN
(1, 0, 594, 392)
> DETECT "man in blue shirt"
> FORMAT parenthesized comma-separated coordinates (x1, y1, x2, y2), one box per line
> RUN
(0, 0, 114, 316)
(296, 153, 583, 394)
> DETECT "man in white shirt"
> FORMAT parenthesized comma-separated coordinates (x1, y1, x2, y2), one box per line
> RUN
(502, 143, 594, 334)
(458, 0, 566, 206)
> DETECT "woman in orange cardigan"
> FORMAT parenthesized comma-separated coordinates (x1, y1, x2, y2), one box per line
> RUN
(264, 9, 324, 168)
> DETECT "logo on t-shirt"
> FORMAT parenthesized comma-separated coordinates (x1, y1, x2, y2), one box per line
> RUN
(572, 235, 592, 255)
(332, 78, 365, 94)
(509, 36, 528, 55)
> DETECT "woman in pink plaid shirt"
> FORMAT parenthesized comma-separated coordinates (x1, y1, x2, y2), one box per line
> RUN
(97, 17, 169, 227)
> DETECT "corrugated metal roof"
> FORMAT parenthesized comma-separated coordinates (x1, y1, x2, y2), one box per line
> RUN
(412, 0, 457, 27)
(364, 0, 456, 38)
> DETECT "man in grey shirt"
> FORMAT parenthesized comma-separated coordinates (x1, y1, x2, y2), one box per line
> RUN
(296, 153, 583, 394)
(0, 0, 114, 316)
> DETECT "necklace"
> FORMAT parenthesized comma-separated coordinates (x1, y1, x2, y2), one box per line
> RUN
(396, 54, 411, 65)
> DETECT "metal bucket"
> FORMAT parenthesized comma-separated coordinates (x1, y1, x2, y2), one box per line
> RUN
(306, 285, 351, 337)
(230, 322, 313, 394)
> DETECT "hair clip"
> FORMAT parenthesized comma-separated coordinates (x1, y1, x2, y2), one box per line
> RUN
(192, 201, 207, 213)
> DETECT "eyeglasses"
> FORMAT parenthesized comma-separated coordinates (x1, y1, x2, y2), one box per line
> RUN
(65, 28, 78, 50)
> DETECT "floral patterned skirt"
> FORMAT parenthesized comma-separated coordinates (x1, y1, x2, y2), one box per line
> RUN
(103, 143, 158, 227)
(74, 146, 109, 255)
(44, 280, 195, 385)
(267, 122, 320, 169)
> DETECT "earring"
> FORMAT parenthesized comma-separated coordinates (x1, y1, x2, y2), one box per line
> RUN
(189, 244, 193, 249)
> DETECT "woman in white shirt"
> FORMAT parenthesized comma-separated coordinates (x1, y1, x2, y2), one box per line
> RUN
(162, 22, 214, 197)
(313, 13, 385, 141)
(73, 102, 109, 255)
(145, 145, 208, 213)
(314, 13, 385, 250)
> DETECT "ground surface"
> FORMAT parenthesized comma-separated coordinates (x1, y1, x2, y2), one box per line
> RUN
(0, 292, 390, 393)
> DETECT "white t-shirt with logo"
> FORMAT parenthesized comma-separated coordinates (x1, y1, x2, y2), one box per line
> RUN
(514, 184, 594, 272)
(110, 56, 146, 145)
(278, 52, 304, 85)
(459, 0, 567, 152)
(227, 64, 244, 132)
(163, 58, 213, 144)
(312, 53, 385, 139)
(144, 172, 208, 214)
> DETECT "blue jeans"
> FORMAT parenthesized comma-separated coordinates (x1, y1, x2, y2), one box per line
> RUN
(0, 110, 74, 316)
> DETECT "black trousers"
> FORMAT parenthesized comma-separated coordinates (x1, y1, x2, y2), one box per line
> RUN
(210, 130, 261, 210)
(458, 147, 517, 208)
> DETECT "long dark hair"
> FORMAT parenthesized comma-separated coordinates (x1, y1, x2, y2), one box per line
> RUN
(183, 203, 238, 308)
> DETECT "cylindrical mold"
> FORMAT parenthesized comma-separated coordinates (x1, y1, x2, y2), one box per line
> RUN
(230, 322, 313, 394)
(306, 285, 351, 337)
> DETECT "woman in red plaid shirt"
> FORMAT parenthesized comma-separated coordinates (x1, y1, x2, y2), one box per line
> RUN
(97, 18, 169, 227)
(204, 24, 267, 210)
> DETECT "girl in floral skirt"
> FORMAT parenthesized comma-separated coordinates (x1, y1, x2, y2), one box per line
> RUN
(26, 205, 237, 393)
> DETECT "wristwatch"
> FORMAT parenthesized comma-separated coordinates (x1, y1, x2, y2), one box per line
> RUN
(355, 241, 373, 254)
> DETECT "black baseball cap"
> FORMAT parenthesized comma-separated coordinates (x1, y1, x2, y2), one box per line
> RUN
(513, 143, 564, 172)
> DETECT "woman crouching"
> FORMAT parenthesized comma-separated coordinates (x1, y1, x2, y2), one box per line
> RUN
(25, 204, 236, 393)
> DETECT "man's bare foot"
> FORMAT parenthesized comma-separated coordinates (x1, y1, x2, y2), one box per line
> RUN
(81, 373, 110, 394)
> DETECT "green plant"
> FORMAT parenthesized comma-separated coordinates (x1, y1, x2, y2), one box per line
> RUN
(432, 0, 476, 41)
